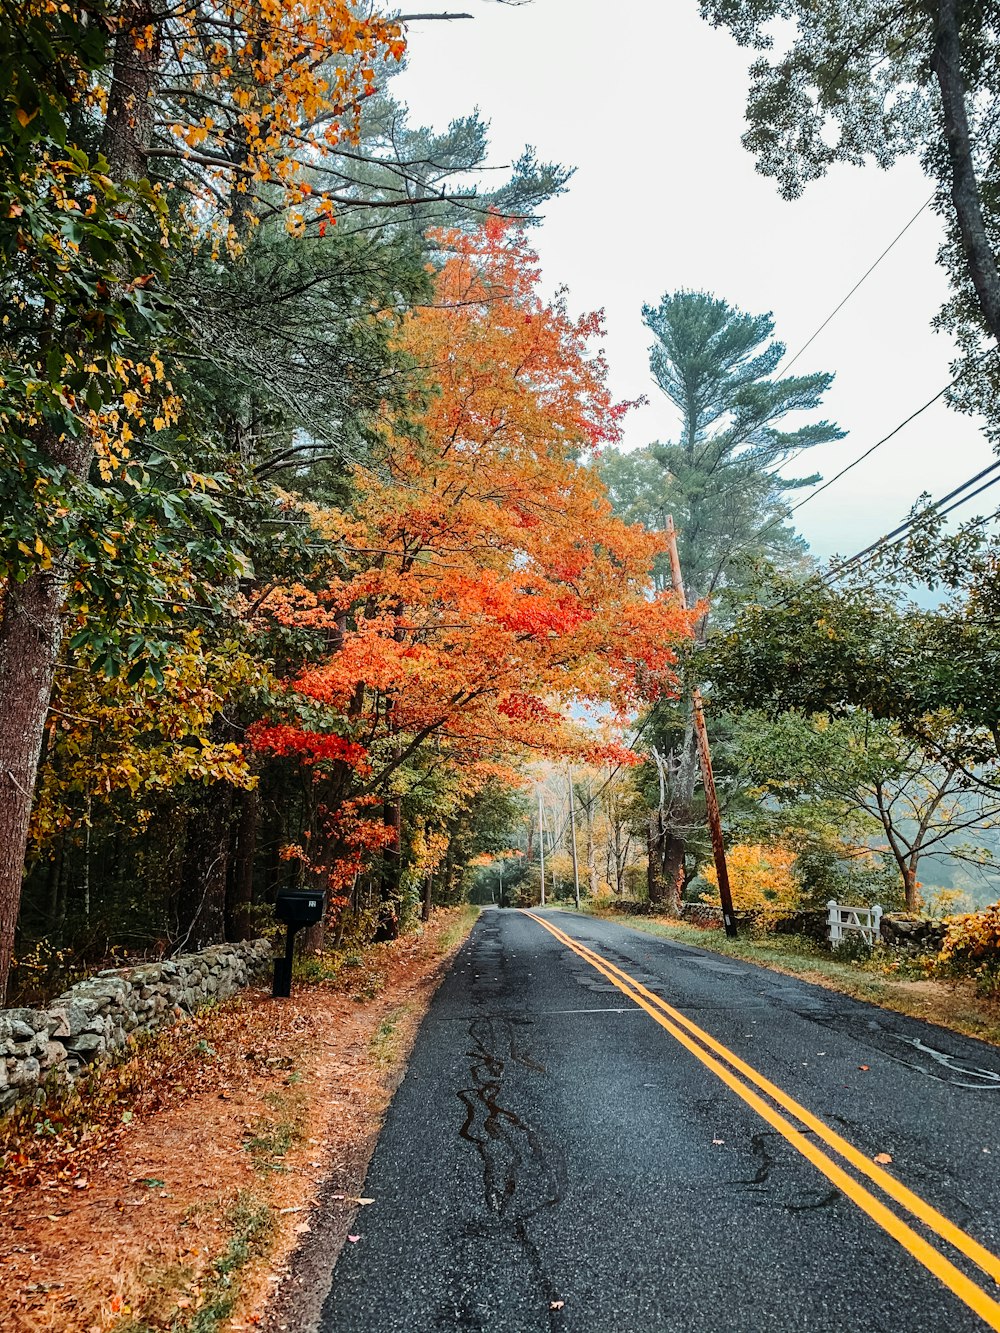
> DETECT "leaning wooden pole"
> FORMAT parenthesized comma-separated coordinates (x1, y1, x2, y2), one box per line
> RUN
(665, 517, 738, 939)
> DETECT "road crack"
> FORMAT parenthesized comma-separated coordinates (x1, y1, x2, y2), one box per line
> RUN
(456, 1015, 567, 1325)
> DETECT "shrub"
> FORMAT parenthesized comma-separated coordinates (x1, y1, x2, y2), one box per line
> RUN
(936, 903, 1000, 996)
(700, 843, 801, 927)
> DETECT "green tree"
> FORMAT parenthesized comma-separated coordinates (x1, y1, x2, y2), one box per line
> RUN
(604, 290, 843, 909)
(734, 711, 1000, 911)
(701, 516, 1000, 781)
(1, 0, 575, 992)
(629, 289, 843, 607)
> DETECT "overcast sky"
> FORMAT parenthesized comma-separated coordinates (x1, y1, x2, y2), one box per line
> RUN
(393, 0, 993, 563)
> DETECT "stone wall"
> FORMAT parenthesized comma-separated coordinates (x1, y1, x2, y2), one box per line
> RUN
(880, 914, 947, 951)
(679, 902, 757, 930)
(0, 938, 272, 1113)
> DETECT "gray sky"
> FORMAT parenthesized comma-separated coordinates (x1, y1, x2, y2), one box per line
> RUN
(394, 0, 993, 562)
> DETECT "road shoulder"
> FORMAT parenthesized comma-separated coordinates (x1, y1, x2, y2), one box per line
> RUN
(0, 909, 476, 1333)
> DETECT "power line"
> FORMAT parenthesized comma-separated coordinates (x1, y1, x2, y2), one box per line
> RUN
(727, 195, 938, 496)
(648, 197, 939, 504)
(778, 195, 933, 379)
(644, 199, 953, 550)
(751, 346, 999, 548)
(819, 464, 1000, 589)
(764, 466, 1000, 616)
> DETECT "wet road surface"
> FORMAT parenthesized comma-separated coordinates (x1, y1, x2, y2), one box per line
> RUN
(317, 908, 1000, 1332)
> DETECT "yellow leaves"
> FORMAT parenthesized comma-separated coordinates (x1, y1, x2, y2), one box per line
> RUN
(15, 107, 39, 128)
(17, 535, 52, 568)
(701, 843, 801, 922)
(183, 471, 221, 491)
(138, 1, 406, 231)
(936, 903, 1000, 994)
(29, 635, 268, 850)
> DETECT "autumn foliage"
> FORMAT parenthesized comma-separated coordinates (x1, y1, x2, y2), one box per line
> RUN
(701, 843, 801, 924)
(937, 902, 1000, 995)
(251, 220, 691, 891)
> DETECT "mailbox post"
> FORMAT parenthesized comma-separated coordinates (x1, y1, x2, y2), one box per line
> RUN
(273, 890, 326, 998)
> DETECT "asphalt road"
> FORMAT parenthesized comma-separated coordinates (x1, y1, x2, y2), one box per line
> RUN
(318, 907, 1000, 1332)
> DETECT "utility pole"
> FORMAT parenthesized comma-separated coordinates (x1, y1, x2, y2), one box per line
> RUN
(665, 516, 738, 939)
(567, 767, 580, 910)
(537, 787, 546, 907)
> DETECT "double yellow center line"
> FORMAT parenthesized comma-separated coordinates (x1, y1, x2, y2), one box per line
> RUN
(525, 911, 1000, 1329)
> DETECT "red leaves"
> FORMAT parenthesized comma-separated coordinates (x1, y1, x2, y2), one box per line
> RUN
(496, 694, 563, 724)
(249, 221, 694, 889)
(247, 723, 369, 774)
(585, 740, 644, 769)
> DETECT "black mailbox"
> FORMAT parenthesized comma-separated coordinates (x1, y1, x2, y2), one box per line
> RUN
(272, 890, 327, 998)
(275, 890, 325, 928)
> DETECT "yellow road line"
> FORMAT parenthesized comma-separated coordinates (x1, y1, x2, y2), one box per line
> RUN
(531, 911, 1000, 1287)
(525, 911, 1000, 1331)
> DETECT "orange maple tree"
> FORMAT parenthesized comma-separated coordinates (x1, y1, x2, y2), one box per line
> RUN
(249, 220, 692, 904)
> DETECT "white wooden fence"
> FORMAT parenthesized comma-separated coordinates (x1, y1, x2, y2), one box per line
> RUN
(827, 900, 883, 947)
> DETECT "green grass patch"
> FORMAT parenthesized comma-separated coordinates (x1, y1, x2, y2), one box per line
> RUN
(243, 1112, 301, 1174)
(369, 1006, 411, 1068)
(438, 904, 480, 953)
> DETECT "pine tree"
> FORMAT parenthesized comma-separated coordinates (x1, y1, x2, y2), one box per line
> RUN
(602, 289, 843, 910)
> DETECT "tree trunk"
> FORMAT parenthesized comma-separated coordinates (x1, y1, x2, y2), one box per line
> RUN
(302, 917, 326, 955)
(46, 842, 63, 933)
(374, 797, 402, 942)
(422, 873, 433, 923)
(655, 716, 699, 919)
(101, 2, 160, 180)
(0, 2, 162, 1000)
(647, 814, 684, 916)
(665, 834, 686, 913)
(0, 463, 88, 999)
(933, 0, 1000, 343)
(225, 786, 258, 941)
(176, 787, 234, 952)
(586, 803, 599, 895)
(904, 865, 921, 914)
(647, 813, 668, 906)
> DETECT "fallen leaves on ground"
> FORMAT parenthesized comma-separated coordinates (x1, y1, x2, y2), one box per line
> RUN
(0, 911, 473, 1333)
